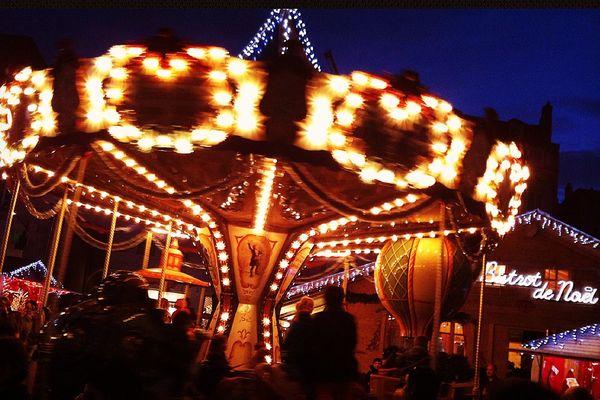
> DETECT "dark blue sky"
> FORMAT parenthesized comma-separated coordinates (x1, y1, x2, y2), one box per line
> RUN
(2, 9, 600, 188)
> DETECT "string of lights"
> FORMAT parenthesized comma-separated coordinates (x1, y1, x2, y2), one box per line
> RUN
(515, 209, 600, 249)
(522, 323, 599, 350)
(286, 262, 376, 299)
(4, 260, 61, 287)
(238, 9, 322, 71)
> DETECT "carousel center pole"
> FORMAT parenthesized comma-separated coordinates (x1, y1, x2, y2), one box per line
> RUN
(142, 230, 153, 269)
(101, 199, 120, 280)
(41, 187, 70, 306)
(0, 179, 20, 273)
(157, 222, 173, 301)
(472, 253, 487, 397)
(431, 201, 445, 371)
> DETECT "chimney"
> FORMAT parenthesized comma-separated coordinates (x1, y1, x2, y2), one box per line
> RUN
(539, 102, 552, 139)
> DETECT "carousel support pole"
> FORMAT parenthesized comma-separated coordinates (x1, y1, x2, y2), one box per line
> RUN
(0, 179, 20, 273)
(472, 254, 487, 398)
(157, 222, 173, 301)
(142, 230, 153, 269)
(41, 187, 69, 306)
(184, 283, 190, 299)
(101, 199, 120, 280)
(431, 201, 445, 371)
(196, 286, 206, 328)
(342, 256, 351, 295)
(56, 157, 88, 283)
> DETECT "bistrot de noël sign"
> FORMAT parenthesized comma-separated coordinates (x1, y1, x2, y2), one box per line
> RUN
(483, 261, 599, 305)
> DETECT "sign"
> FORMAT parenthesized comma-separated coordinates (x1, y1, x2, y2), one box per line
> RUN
(483, 261, 599, 305)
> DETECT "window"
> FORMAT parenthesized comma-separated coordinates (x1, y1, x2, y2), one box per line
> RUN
(544, 269, 570, 290)
(440, 321, 465, 356)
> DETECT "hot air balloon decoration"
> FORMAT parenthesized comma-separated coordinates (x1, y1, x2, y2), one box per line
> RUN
(374, 236, 475, 338)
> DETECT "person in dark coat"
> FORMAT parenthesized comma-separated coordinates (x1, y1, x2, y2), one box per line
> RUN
(310, 285, 359, 400)
(282, 296, 314, 383)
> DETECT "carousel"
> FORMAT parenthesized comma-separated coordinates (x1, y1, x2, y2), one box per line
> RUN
(0, 10, 529, 384)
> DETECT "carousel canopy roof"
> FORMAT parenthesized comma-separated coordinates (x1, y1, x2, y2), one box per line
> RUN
(0, 25, 530, 288)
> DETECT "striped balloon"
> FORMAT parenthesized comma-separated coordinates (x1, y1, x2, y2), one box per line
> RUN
(374, 237, 473, 338)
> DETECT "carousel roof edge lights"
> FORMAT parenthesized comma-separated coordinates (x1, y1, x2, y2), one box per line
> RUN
(0, 31, 529, 236)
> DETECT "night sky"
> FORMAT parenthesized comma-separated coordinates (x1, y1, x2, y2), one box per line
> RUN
(2, 8, 599, 195)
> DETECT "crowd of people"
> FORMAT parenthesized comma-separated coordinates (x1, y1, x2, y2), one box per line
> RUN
(0, 273, 595, 400)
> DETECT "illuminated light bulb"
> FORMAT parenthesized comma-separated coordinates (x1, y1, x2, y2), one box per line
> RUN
(208, 47, 228, 60)
(405, 170, 436, 188)
(27, 104, 37, 112)
(23, 87, 34, 96)
(522, 166, 530, 180)
(30, 72, 45, 86)
(501, 159, 511, 170)
(330, 151, 350, 167)
(209, 70, 227, 81)
(328, 131, 346, 147)
(207, 130, 227, 144)
(270, 284, 278, 291)
(429, 159, 444, 174)
(264, 355, 272, 364)
(84, 78, 102, 93)
(359, 165, 379, 183)
(279, 260, 289, 268)
(143, 57, 160, 70)
(104, 108, 120, 124)
(169, 58, 187, 71)
(348, 152, 366, 167)
(105, 88, 122, 100)
(9, 86, 22, 95)
(86, 109, 104, 124)
(509, 143, 522, 158)
(94, 56, 112, 72)
(432, 122, 449, 134)
(155, 180, 167, 188)
(275, 272, 283, 279)
(406, 101, 421, 115)
(126, 46, 144, 57)
(110, 68, 127, 80)
(156, 69, 172, 79)
(186, 47, 206, 59)
(370, 77, 387, 89)
(351, 72, 369, 86)
(376, 169, 395, 184)
(329, 76, 350, 94)
(216, 111, 234, 128)
(422, 95, 439, 108)
(406, 194, 418, 203)
(217, 325, 225, 333)
(220, 312, 230, 321)
(174, 138, 193, 154)
(370, 207, 381, 215)
(236, 114, 258, 132)
(222, 277, 230, 286)
(155, 135, 172, 147)
(112, 150, 125, 160)
(109, 45, 128, 60)
(214, 91, 232, 105)
(390, 108, 408, 121)
(99, 142, 115, 152)
(432, 142, 448, 153)
(345, 93, 363, 108)
(218, 252, 229, 262)
(227, 58, 247, 76)
(439, 101, 453, 113)
(380, 93, 400, 109)
(335, 109, 353, 127)
(447, 115, 462, 131)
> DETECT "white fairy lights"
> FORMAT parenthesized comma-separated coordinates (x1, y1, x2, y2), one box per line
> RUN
(254, 158, 278, 232)
(239, 9, 321, 71)
(475, 141, 529, 235)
